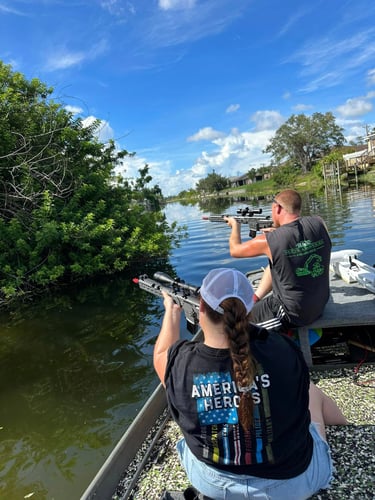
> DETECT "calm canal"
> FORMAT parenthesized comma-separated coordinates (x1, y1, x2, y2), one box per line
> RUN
(0, 186, 374, 499)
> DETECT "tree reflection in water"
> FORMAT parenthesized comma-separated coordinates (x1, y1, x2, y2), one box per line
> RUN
(0, 264, 178, 499)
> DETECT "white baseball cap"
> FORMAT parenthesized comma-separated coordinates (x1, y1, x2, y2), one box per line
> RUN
(200, 268, 254, 314)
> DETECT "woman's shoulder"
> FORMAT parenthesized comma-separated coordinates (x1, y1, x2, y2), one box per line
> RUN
(168, 340, 231, 372)
(168, 338, 210, 360)
(169, 338, 195, 355)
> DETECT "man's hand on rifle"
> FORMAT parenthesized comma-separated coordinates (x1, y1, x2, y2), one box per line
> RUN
(261, 226, 276, 233)
(223, 216, 239, 227)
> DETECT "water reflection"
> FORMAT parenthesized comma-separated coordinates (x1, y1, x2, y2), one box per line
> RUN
(0, 270, 176, 499)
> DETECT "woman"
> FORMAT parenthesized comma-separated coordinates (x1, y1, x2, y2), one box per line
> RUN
(154, 268, 347, 499)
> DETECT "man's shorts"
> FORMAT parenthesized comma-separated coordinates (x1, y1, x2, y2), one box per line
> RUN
(176, 422, 333, 500)
(250, 295, 290, 331)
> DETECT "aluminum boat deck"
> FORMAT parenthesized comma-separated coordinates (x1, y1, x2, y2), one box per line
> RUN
(297, 274, 375, 366)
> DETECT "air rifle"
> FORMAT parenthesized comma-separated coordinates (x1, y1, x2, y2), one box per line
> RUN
(132, 271, 200, 334)
(202, 207, 273, 238)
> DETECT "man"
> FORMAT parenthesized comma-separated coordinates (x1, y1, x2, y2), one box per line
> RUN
(225, 189, 332, 331)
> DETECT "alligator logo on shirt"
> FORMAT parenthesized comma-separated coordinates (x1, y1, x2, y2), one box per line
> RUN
(295, 254, 324, 278)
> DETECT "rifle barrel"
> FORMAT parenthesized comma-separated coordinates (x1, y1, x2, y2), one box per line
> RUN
(202, 214, 272, 224)
(133, 274, 200, 331)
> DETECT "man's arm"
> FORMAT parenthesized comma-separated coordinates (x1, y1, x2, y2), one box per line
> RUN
(153, 291, 182, 386)
(225, 217, 271, 259)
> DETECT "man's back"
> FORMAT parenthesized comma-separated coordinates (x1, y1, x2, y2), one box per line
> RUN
(226, 190, 332, 330)
(266, 215, 332, 325)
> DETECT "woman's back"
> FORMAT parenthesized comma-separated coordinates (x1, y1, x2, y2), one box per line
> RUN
(165, 328, 313, 479)
(155, 268, 347, 499)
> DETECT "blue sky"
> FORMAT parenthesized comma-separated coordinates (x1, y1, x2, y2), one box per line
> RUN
(1, 0, 375, 196)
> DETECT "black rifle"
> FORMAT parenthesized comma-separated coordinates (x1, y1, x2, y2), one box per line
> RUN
(202, 207, 273, 238)
(133, 272, 200, 334)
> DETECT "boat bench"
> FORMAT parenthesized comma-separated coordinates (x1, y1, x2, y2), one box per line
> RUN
(296, 274, 375, 366)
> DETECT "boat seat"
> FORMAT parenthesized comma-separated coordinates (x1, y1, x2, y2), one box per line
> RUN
(296, 274, 375, 366)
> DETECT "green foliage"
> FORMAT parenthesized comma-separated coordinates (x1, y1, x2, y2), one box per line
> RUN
(195, 172, 229, 194)
(271, 163, 300, 187)
(314, 150, 345, 178)
(264, 112, 345, 173)
(247, 165, 271, 179)
(244, 178, 275, 196)
(169, 188, 198, 201)
(0, 61, 179, 302)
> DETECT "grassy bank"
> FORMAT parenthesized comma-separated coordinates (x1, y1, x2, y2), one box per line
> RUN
(167, 168, 375, 204)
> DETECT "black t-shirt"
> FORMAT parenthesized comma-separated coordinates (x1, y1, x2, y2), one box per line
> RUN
(165, 328, 313, 479)
(266, 216, 332, 325)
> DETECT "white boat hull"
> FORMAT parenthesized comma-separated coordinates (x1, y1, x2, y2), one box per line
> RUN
(330, 250, 375, 293)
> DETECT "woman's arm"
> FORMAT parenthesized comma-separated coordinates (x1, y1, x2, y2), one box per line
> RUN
(153, 291, 182, 386)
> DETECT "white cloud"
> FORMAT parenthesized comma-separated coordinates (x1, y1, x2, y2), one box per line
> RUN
(65, 105, 83, 114)
(278, 8, 311, 37)
(155, 164, 202, 194)
(159, 0, 196, 10)
(336, 117, 370, 144)
(368, 68, 375, 85)
(115, 154, 148, 183)
(0, 4, 27, 16)
(250, 110, 285, 131)
(2, 56, 19, 70)
(301, 72, 342, 93)
(140, 1, 248, 52)
(288, 29, 375, 92)
(44, 40, 109, 72)
(115, 153, 199, 196)
(114, 126, 275, 196)
(45, 51, 85, 71)
(292, 103, 313, 111)
(189, 128, 273, 184)
(226, 104, 240, 113)
(187, 127, 225, 142)
(100, 0, 134, 16)
(129, 117, 282, 196)
(336, 97, 373, 117)
(82, 116, 114, 143)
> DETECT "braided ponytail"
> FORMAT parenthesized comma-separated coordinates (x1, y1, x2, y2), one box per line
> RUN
(203, 297, 256, 431)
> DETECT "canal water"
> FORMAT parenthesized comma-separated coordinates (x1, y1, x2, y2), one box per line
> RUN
(0, 186, 374, 499)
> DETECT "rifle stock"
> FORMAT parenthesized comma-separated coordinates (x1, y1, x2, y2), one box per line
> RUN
(133, 273, 200, 334)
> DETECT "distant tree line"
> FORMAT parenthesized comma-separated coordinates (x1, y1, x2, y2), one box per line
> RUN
(195, 172, 229, 194)
(0, 61, 181, 302)
(177, 111, 371, 198)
